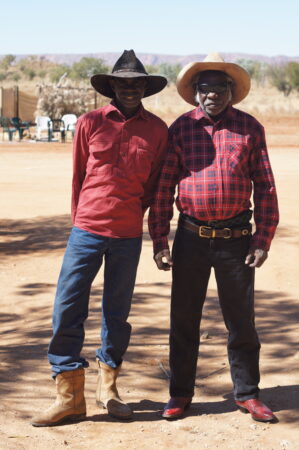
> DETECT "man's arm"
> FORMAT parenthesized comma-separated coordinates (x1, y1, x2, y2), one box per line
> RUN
(248, 125, 279, 266)
(71, 116, 90, 223)
(148, 127, 181, 269)
(141, 125, 168, 212)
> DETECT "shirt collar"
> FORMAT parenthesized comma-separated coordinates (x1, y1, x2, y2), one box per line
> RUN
(104, 101, 149, 121)
(192, 104, 234, 124)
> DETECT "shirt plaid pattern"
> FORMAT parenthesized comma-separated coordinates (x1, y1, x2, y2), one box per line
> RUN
(149, 106, 279, 253)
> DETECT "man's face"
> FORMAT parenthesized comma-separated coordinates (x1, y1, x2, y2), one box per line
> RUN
(109, 77, 147, 114)
(196, 71, 232, 117)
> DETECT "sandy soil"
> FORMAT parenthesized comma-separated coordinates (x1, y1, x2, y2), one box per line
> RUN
(0, 118, 298, 449)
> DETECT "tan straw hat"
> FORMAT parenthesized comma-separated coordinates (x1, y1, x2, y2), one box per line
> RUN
(176, 52, 251, 106)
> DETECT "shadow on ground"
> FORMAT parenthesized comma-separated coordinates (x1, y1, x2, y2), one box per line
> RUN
(1, 278, 298, 423)
(0, 215, 178, 258)
(0, 217, 298, 424)
(0, 215, 72, 256)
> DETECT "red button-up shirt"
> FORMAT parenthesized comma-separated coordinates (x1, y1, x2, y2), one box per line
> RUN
(72, 102, 168, 238)
(149, 106, 279, 253)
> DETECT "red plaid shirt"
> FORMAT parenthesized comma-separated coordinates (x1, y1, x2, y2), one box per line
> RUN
(149, 106, 279, 253)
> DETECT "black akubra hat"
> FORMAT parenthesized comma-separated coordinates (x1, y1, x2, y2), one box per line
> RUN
(91, 49, 167, 98)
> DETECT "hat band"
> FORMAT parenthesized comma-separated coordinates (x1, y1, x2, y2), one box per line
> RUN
(112, 68, 147, 75)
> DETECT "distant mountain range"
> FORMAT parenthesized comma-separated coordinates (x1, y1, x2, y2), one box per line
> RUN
(3, 52, 299, 66)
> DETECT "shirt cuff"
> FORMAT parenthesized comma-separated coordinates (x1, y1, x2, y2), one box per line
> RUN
(153, 237, 169, 255)
(249, 232, 271, 252)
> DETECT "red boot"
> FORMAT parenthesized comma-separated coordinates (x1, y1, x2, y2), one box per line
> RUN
(162, 397, 192, 420)
(236, 399, 276, 422)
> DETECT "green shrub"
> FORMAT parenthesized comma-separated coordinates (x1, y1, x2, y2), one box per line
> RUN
(70, 57, 109, 80)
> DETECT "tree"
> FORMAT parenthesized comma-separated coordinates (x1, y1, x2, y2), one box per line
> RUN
(236, 59, 269, 85)
(49, 65, 70, 83)
(0, 54, 16, 70)
(285, 62, 299, 92)
(268, 65, 292, 96)
(12, 73, 21, 82)
(38, 70, 47, 79)
(70, 57, 109, 80)
(23, 67, 36, 80)
(145, 64, 158, 74)
(157, 63, 182, 84)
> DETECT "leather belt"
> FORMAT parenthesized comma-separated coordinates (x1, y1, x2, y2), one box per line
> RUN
(181, 220, 251, 239)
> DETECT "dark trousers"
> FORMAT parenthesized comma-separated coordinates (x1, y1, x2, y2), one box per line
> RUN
(169, 224, 260, 401)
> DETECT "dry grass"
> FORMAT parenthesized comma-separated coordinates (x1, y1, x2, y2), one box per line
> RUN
(142, 83, 299, 148)
(1, 80, 299, 147)
(3, 78, 299, 122)
(143, 82, 299, 126)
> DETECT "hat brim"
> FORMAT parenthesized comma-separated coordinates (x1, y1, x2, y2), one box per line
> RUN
(91, 72, 168, 98)
(176, 61, 251, 106)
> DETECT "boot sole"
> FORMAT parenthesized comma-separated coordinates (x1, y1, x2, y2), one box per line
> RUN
(31, 413, 86, 427)
(96, 400, 133, 420)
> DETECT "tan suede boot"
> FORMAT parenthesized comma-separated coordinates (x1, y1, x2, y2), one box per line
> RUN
(95, 360, 132, 419)
(31, 368, 86, 427)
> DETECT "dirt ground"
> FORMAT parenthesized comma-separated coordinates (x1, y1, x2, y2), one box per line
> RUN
(0, 116, 298, 449)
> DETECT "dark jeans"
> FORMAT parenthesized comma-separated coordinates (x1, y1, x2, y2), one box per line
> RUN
(170, 224, 260, 401)
(48, 227, 142, 376)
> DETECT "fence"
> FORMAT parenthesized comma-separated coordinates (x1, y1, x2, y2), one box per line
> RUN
(0, 86, 104, 123)
(19, 90, 38, 122)
(0, 86, 37, 122)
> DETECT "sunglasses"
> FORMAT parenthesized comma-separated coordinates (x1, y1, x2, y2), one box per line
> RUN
(197, 82, 231, 94)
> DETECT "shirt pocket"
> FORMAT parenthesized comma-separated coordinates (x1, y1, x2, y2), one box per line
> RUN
(134, 147, 154, 181)
(87, 141, 117, 175)
(226, 143, 250, 178)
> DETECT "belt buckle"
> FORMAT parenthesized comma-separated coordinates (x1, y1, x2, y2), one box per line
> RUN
(199, 225, 212, 238)
(223, 228, 232, 239)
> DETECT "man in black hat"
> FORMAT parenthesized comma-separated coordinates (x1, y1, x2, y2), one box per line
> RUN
(31, 50, 168, 426)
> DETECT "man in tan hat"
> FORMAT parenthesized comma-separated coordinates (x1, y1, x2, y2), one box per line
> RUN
(149, 53, 279, 422)
(31, 50, 168, 426)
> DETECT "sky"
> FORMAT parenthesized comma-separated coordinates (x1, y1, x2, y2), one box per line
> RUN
(1, 0, 298, 57)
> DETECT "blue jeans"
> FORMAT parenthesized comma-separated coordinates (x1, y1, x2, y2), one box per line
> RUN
(170, 222, 260, 401)
(48, 227, 142, 376)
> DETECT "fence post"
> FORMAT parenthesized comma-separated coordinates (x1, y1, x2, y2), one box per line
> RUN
(15, 85, 19, 117)
(0, 87, 3, 116)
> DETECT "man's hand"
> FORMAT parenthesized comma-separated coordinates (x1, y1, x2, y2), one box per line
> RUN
(245, 248, 268, 268)
(154, 249, 173, 271)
